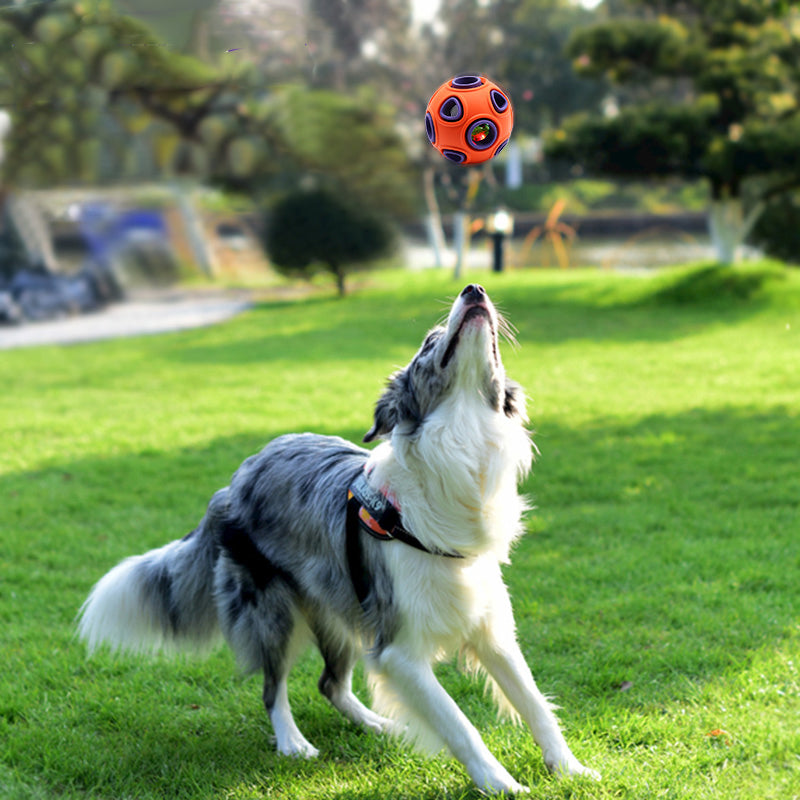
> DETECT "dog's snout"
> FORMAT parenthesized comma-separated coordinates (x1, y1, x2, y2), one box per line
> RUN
(461, 284, 486, 302)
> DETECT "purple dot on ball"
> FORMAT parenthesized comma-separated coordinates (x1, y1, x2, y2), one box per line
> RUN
(425, 112, 435, 144)
(439, 96, 463, 122)
(443, 149, 467, 164)
(490, 89, 509, 113)
(494, 139, 509, 157)
(451, 75, 483, 88)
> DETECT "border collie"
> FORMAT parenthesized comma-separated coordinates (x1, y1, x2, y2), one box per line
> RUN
(79, 284, 598, 794)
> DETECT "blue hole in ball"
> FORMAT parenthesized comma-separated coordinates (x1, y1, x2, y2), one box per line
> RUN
(439, 97, 463, 122)
(490, 90, 509, 113)
(494, 139, 509, 157)
(466, 119, 498, 151)
(443, 149, 467, 164)
(451, 75, 483, 88)
(425, 112, 435, 144)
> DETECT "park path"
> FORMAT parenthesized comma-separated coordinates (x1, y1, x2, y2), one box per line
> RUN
(0, 240, 490, 350)
(0, 289, 254, 350)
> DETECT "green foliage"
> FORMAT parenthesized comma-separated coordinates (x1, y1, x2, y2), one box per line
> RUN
(499, 177, 708, 214)
(498, 0, 610, 132)
(569, 16, 698, 82)
(264, 189, 394, 296)
(0, 267, 799, 799)
(266, 86, 419, 218)
(547, 0, 800, 200)
(0, 3, 417, 216)
(548, 103, 713, 179)
(749, 191, 800, 264)
(0, 1, 228, 186)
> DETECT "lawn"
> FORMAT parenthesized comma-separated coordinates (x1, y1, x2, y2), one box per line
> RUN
(1, 264, 798, 799)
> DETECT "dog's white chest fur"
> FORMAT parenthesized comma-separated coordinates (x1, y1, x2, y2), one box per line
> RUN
(368, 392, 531, 561)
(365, 391, 532, 657)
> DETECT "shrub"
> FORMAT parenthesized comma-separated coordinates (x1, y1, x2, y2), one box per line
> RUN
(749, 193, 800, 266)
(264, 189, 394, 296)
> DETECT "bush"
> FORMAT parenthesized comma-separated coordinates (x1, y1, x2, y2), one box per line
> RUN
(749, 192, 800, 265)
(264, 189, 394, 296)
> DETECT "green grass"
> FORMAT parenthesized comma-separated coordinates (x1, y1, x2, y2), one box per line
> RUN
(1, 263, 799, 799)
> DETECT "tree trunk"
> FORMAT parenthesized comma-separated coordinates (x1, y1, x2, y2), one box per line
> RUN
(171, 182, 216, 277)
(452, 170, 483, 280)
(452, 211, 468, 280)
(331, 264, 346, 296)
(422, 166, 447, 269)
(707, 195, 766, 265)
(5, 192, 59, 272)
(708, 197, 742, 265)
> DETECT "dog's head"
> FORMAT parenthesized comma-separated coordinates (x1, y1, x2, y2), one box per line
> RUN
(364, 284, 526, 442)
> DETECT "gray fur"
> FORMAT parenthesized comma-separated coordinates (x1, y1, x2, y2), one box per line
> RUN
(79, 433, 400, 704)
(213, 433, 400, 677)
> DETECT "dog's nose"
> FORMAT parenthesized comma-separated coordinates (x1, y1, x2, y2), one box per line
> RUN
(461, 284, 486, 301)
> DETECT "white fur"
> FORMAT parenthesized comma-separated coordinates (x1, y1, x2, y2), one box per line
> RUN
(78, 546, 178, 655)
(358, 291, 599, 793)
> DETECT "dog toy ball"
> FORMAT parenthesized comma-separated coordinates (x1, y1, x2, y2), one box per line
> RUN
(425, 74, 513, 165)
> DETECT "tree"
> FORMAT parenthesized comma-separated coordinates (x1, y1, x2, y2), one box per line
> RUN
(544, 0, 800, 264)
(265, 85, 419, 218)
(500, 0, 609, 134)
(0, 0, 241, 187)
(264, 189, 394, 296)
(214, 0, 415, 94)
(748, 189, 800, 263)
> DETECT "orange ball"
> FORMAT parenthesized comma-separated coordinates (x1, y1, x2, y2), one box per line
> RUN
(425, 74, 513, 165)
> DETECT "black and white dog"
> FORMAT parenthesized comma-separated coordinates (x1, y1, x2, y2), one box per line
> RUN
(79, 284, 598, 794)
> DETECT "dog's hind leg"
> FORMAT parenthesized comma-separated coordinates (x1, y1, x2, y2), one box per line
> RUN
(216, 555, 318, 758)
(263, 619, 320, 759)
(314, 622, 395, 735)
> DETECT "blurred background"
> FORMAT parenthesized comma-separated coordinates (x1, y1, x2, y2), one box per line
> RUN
(1, 0, 798, 317)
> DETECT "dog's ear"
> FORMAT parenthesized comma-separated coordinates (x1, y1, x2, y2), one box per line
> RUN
(364, 369, 419, 442)
(364, 385, 397, 442)
(503, 377, 528, 422)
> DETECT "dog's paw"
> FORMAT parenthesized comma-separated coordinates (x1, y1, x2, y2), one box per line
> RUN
(562, 762, 601, 782)
(480, 778, 529, 796)
(544, 751, 600, 781)
(473, 764, 529, 795)
(276, 733, 319, 759)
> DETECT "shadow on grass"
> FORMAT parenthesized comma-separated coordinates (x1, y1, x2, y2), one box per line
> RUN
(511, 405, 799, 708)
(647, 261, 791, 306)
(0, 407, 797, 798)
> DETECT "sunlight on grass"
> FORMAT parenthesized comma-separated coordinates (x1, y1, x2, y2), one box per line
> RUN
(1, 265, 798, 799)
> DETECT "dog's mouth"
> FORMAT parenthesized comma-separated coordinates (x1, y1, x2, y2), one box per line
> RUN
(440, 301, 496, 369)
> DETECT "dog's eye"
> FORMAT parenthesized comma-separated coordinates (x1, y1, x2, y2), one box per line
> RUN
(419, 333, 439, 356)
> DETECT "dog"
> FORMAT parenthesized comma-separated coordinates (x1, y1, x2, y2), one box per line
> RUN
(78, 284, 599, 794)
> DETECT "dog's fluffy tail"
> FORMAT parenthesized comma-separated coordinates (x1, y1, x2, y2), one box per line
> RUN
(77, 488, 228, 656)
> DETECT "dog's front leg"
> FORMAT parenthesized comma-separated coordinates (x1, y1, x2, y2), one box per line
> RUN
(376, 645, 528, 795)
(470, 635, 600, 781)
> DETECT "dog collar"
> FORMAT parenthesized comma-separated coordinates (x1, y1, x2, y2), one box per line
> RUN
(347, 471, 464, 559)
(345, 469, 464, 608)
